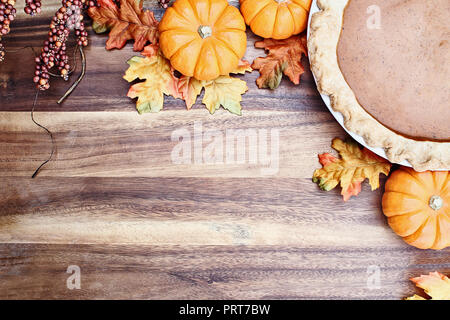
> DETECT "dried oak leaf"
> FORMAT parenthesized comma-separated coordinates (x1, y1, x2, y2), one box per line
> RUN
(406, 272, 450, 300)
(312, 138, 392, 201)
(252, 34, 307, 89)
(123, 49, 179, 113)
(88, 0, 158, 51)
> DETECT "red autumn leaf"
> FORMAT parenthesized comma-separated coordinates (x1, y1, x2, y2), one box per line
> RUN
(88, 0, 158, 51)
(252, 34, 308, 89)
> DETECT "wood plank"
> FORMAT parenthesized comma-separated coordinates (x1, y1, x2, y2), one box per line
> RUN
(0, 110, 343, 177)
(1, 244, 449, 299)
(0, 176, 395, 246)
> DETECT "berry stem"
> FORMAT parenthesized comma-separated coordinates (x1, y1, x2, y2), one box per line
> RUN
(57, 46, 85, 104)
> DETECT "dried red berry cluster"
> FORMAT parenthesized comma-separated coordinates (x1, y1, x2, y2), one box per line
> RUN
(1, 0, 122, 86)
(0, 0, 16, 61)
(0, 0, 16, 36)
(0, 42, 5, 61)
(34, 0, 91, 90)
(24, 0, 42, 16)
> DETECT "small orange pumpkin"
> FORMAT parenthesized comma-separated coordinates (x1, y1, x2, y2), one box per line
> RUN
(239, 0, 312, 40)
(159, 0, 247, 81)
(382, 167, 450, 250)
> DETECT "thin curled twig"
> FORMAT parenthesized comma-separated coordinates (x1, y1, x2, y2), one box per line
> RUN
(4, 45, 84, 177)
(31, 90, 56, 179)
(4, 45, 38, 55)
(57, 46, 85, 104)
(48, 45, 80, 77)
(2, 46, 55, 178)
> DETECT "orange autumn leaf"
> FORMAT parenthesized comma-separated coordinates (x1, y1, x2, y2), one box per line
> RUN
(313, 138, 392, 201)
(177, 76, 203, 110)
(234, 59, 253, 75)
(141, 44, 159, 58)
(406, 272, 450, 300)
(252, 34, 308, 89)
(88, 0, 158, 51)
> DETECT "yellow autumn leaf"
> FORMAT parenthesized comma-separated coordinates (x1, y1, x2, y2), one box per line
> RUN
(124, 46, 250, 115)
(312, 138, 392, 201)
(201, 76, 248, 115)
(405, 295, 426, 300)
(406, 272, 450, 300)
(178, 60, 251, 113)
(123, 51, 179, 113)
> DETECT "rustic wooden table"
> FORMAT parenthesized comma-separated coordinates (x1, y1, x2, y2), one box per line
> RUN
(0, 1, 448, 300)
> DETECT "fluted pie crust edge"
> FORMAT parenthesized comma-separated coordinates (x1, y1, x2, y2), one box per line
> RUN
(308, 0, 449, 171)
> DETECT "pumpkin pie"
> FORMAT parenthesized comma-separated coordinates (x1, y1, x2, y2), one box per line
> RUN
(308, 0, 450, 171)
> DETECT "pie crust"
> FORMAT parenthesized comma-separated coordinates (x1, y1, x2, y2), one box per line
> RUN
(308, 0, 450, 171)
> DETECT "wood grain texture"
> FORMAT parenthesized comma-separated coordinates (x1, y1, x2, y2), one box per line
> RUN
(1, 244, 448, 300)
(0, 0, 448, 300)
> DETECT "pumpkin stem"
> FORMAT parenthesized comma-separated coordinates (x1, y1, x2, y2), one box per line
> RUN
(198, 25, 212, 39)
(429, 195, 443, 211)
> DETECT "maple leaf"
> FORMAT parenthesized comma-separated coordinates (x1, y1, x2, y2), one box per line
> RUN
(88, 0, 158, 51)
(123, 45, 251, 115)
(312, 138, 392, 201)
(234, 59, 253, 75)
(201, 76, 248, 115)
(125, 45, 250, 115)
(252, 34, 308, 89)
(141, 43, 159, 58)
(177, 76, 203, 110)
(406, 272, 450, 300)
(123, 50, 179, 113)
(177, 76, 248, 115)
(177, 62, 251, 114)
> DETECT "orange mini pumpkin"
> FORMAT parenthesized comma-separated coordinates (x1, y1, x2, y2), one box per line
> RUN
(239, 0, 312, 39)
(159, 0, 247, 81)
(382, 167, 450, 250)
